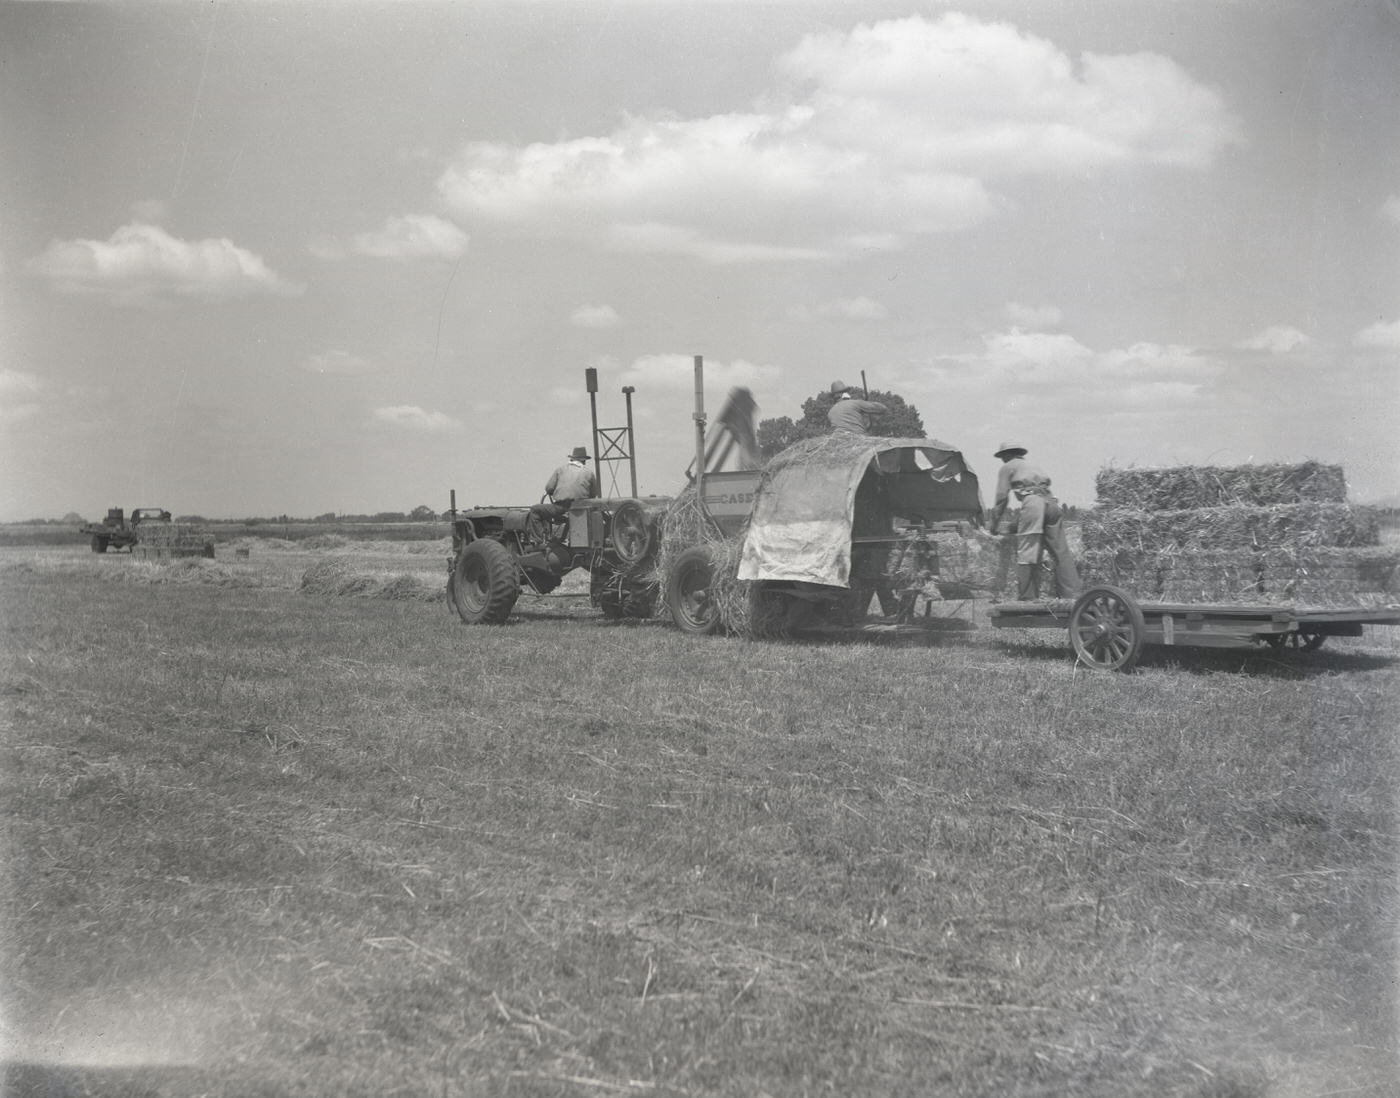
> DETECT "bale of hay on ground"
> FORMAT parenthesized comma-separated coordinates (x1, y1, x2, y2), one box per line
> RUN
(1080, 502, 1379, 554)
(1094, 461, 1347, 510)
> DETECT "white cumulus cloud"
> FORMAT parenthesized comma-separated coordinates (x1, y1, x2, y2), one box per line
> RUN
(1235, 326, 1310, 354)
(372, 405, 461, 432)
(570, 304, 621, 329)
(27, 223, 303, 304)
(1355, 318, 1400, 350)
(437, 13, 1238, 263)
(314, 214, 469, 261)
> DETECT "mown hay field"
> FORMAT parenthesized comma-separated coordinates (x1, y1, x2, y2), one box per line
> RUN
(2, 541, 1398, 1098)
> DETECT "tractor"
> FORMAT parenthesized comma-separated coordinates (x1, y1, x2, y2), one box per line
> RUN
(446, 495, 668, 624)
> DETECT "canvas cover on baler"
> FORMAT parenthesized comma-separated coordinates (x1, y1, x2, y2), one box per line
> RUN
(736, 434, 982, 588)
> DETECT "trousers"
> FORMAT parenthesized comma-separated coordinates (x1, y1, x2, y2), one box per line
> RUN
(1015, 493, 1081, 596)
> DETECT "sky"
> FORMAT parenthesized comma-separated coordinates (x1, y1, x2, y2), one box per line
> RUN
(1, 0, 1398, 520)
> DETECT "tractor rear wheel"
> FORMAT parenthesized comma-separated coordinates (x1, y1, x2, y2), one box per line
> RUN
(666, 546, 722, 635)
(452, 539, 520, 624)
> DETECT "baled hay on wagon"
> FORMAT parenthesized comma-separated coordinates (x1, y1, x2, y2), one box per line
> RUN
(1094, 461, 1347, 511)
(134, 522, 216, 559)
(1079, 502, 1380, 554)
(1258, 546, 1400, 608)
(1080, 545, 1400, 607)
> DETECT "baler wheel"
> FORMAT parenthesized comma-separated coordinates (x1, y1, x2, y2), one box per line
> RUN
(666, 546, 722, 635)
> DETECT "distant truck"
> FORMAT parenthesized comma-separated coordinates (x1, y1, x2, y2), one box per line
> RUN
(80, 507, 172, 553)
(78, 508, 214, 558)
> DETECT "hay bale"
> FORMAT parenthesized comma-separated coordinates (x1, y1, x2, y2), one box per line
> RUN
(1095, 461, 1347, 510)
(1080, 503, 1380, 554)
(1259, 547, 1400, 608)
(1080, 545, 1400, 607)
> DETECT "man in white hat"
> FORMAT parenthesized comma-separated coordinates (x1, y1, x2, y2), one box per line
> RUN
(826, 380, 888, 435)
(990, 442, 1080, 600)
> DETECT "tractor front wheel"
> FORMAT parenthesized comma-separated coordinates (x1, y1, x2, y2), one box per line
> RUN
(666, 546, 722, 635)
(91, 535, 109, 553)
(452, 539, 520, 624)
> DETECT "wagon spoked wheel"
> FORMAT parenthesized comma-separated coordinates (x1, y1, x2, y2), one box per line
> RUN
(667, 546, 721, 635)
(611, 500, 653, 567)
(1265, 630, 1326, 652)
(452, 539, 520, 625)
(1069, 585, 1145, 672)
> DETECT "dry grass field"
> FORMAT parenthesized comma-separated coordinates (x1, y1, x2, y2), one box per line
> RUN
(2, 537, 1398, 1097)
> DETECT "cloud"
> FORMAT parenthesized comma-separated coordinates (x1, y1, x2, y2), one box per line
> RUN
(932, 328, 1218, 412)
(0, 369, 43, 426)
(1235, 325, 1310, 354)
(618, 353, 779, 393)
(570, 304, 621, 329)
(1354, 318, 1400, 350)
(300, 350, 376, 376)
(0, 369, 42, 398)
(371, 405, 461, 432)
(313, 214, 469, 261)
(437, 13, 1238, 262)
(604, 222, 834, 264)
(28, 223, 303, 305)
(788, 296, 889, 322)
(1382, 195, 1400, 226)
(1004, 302, 1062, 329)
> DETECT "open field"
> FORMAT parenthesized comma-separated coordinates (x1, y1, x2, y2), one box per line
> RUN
(2, 543, 1398, 1097)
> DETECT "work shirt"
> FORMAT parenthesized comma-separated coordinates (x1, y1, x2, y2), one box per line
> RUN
(827, 396, 888, 434)
(545, 461, 597, 502)
(993, 456, 1052, 511)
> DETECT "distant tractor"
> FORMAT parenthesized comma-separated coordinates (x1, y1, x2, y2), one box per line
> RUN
(79, 507, 172, 553)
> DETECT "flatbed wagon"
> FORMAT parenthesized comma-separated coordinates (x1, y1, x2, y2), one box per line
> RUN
(989, 585, 1400, 672)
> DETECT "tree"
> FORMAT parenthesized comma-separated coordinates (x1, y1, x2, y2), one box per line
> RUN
(757, 386, 926, 459)
(409, 504, 437, 521)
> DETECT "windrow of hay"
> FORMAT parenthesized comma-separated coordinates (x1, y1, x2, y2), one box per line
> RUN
(1094, 460, 1347, 510)
(1080, 502, 1380, 553)
(298, 559, 440, 602)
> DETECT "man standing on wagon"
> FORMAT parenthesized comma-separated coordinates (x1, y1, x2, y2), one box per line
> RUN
(989, 442, 1081, 601)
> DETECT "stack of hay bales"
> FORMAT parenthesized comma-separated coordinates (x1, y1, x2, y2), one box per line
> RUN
(1081, 461, 1398, 607)
(134, 522, 216, 560)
